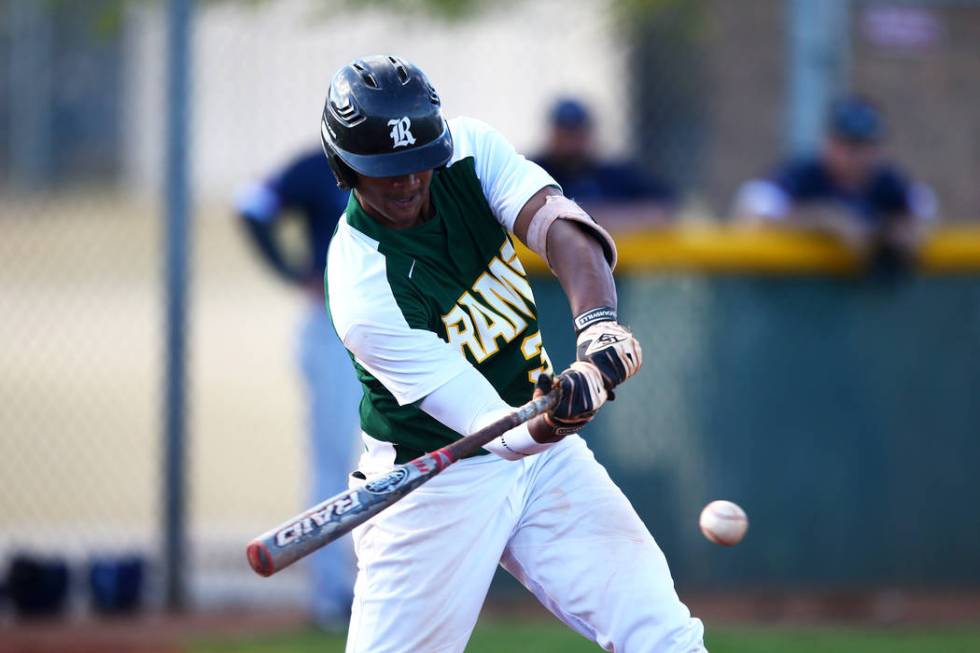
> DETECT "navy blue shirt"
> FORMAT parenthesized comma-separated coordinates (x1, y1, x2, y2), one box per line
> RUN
(238, 149, 349, 284)
(771, 157, 913, 225)
(532, 155, 676, 205)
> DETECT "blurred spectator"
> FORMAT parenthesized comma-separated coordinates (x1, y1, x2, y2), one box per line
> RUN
(235, 149, 359, 630)
(532, 98, 678, 228)
(733, 96, 937, 271)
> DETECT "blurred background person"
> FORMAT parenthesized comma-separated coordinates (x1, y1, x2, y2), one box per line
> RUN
(235, 148, 359, 629)
(732, 96, 938, 271)
(532, 97, 678, 229)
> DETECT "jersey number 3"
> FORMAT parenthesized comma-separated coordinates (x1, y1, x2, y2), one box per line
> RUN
(521, 331, 554, 384)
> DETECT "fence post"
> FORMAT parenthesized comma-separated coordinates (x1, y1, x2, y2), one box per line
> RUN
(7, 0, 54, 188)
(163, 0, 193, 613)
(787, 0, 852, 154)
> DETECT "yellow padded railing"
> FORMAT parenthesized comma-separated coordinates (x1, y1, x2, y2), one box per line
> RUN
(515, 224, 980, 275)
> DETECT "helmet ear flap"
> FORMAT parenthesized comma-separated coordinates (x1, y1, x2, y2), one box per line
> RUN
(326, 150, 358, 190)
(321, 123, 358, 190)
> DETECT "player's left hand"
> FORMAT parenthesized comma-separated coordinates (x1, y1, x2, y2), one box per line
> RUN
(576, 321, 642, 393)
(546, 361, 608, 436)
(530, 363, 607, 442)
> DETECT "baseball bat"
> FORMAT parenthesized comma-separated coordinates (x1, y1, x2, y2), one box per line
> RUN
(246, 384, 559, 577)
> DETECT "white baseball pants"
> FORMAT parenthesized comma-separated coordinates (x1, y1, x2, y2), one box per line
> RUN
(344, 434, 706, 652)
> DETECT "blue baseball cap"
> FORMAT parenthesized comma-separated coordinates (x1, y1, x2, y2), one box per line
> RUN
(828, 97, 884, 143)
(549, 98, 592, 129)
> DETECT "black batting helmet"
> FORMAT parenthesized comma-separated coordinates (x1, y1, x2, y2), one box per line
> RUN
(320, 55, 453, 189)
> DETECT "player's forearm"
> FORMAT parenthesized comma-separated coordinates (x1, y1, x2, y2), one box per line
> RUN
(239, 218, 309, 284)
(883, 213, 931, 250)
(546, 219, 617, 317)
(782, 206, 873, 254)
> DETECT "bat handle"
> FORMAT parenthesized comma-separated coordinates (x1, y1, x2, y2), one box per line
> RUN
(438, 386, 559, 462)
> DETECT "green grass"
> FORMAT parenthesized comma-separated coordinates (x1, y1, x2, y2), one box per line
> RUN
(709, 626, 980, 652)
(192, 622, 980, 652)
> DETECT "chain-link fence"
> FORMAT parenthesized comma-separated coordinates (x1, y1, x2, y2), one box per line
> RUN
(2, 0, 979, 617)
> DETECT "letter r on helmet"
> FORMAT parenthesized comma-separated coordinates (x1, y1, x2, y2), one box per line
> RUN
(388, 117, 416, 149)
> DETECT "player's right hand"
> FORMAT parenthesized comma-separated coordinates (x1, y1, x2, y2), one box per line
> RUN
(543, 361, 608, 437)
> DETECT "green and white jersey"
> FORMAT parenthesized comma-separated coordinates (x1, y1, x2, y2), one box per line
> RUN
(326, 117, 556, 463)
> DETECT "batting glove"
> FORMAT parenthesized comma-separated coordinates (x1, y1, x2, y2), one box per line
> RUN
(575, 320, 642, 393)
(542, 361, 608, 437)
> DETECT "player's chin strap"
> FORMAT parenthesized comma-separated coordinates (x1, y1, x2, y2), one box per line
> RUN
(526, 195, 618, 272)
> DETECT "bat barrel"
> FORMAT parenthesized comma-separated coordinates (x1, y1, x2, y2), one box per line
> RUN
(245, 489, 383, 576)
(246, 388, 558, 577)
(245, 455, 447, 577)
(247, 524, 345, 576)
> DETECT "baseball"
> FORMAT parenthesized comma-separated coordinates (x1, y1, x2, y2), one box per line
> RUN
(699, 500, 748, 546)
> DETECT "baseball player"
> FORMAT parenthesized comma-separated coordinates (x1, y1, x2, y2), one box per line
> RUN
(236, 151, 360, 627)
(321, 55, 706, 652)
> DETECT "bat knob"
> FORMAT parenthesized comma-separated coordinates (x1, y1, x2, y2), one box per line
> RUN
(246, 540, 276, 577)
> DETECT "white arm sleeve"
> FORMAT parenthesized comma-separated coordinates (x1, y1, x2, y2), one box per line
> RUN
(448, 117, 558, 232)
(733, 179, 792, 220)
(420, 368, 553, 461)
(343, 320, 474, 407)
